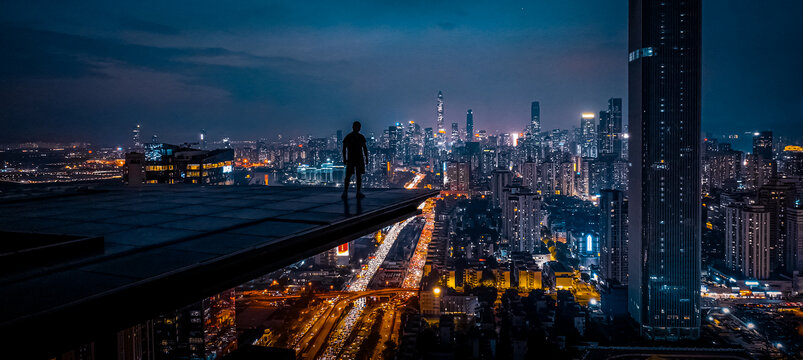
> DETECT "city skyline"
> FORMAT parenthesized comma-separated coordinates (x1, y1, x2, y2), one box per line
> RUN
(1, 2, 802, 145)
(1, 1, 802, 359)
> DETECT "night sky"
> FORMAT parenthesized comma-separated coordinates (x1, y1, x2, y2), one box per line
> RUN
(1, 1, 801, 147)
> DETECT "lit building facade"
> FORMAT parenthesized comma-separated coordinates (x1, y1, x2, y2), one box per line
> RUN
(466, 109, 474, 140)
(530, 101, 541, 136)
(725, 204, 771, 279)
(600, 189, 628, 284)
(580, 113, 598, 158)
(627, 0, 702, 340)
(124, 144, 234, 185)
(436, 91, 445, 148)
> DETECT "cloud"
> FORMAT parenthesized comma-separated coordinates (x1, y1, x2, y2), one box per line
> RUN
(121, 18, 181, 35)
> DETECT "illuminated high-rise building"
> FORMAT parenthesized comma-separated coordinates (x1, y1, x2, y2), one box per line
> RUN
(466, 109, 474, 141)
(436, 91, 445, 147)
(503, 187, 542, 254)
(780, 145, 803, 176)
(599, 98, 623, 157)
(628, 0, 702, 340)
(131, 124, 141, 150)
(580, 113, 597, 158)
(600, 189, 628, 284)
(787, 203, 803, 274)
(200, 129, 207, 150)
(491, 169, 512, 209)
(725, 203, 771, 279)
(530, 101, 541, 135)
(446, 161, 470, 192)
(757, 178, 798, 273)
(752, 130, 773, 160)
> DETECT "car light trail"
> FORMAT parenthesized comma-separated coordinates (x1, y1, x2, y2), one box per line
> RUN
(348, 218, 413, 292)
(402, 197, 436, 288)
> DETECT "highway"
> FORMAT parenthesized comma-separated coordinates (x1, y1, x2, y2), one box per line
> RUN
(294, 288, 417, 359)
(246, 199, 437, 359)
(404, 172, 426, 189)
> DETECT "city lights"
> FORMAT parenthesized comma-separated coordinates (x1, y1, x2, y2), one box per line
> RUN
(1, 1, 799, 358)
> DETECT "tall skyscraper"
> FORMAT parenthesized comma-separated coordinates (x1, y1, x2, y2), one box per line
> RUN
(757, 179, 798, 273)
(466, 109, 474, 141)
(787, 203, 803, 274)
(752, 131, 773, 160)
(491, 169, 513, 209)
(628, 0, 702, 341)
(725, 204, 771, 279)
(530, 101, 541, 135)
(446, 161, 470, 192)
(580, 113, 597, 158)
(200, 129, 207, 150)
(599, 98, 623, 157)
(451, 122, 460, 144)
(600, 190, 628, 284)
(132, 124, 141, 150)
(436, 91, 445, 147)
(503, 187, 542, 254)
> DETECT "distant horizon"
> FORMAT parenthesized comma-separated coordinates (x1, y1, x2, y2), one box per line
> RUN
(1, 1, 801, 146)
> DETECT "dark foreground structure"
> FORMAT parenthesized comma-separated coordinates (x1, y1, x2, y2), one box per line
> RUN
(0, 184, 435, 357)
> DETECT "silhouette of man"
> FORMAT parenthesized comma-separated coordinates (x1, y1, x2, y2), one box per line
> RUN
(342, 121, 368, 199)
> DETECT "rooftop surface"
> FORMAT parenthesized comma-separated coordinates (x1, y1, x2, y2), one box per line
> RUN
(0, 184, 436, 356)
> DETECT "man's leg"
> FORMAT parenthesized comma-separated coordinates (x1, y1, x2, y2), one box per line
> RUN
(343, 167, 353, 199)
(356, 173, 364, 198)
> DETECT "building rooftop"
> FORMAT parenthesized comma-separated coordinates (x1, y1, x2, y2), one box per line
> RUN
(0, 184, 436, 356)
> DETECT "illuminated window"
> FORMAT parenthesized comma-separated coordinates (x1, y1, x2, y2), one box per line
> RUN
(145, 165, 174, 171)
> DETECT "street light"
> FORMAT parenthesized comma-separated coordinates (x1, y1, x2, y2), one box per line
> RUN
(433, 287, 441, 296)
(746, 322, 755, 329)
(722, 307, 730, 314)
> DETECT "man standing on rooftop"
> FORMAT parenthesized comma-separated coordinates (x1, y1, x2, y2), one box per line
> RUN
(342, 121, 369, 199)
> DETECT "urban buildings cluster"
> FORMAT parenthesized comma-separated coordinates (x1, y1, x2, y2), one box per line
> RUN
(3, 0, 802, 359)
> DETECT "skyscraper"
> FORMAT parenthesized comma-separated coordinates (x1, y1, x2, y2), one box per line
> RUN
(628, 0, 702, 341)
(580, 113, 597, 158)
(752, 130, 773, 160)
(725, 204, 771, 279)
(757, 178, 798, 273)
(466, 109, 474, 141)
(200, 129, 207, 150)
(451, 122, 460, 144)
(437, 91, 445, 148)
(530, 101, 541, 135)
(787, 203, 803, 274)
(600, 190, 628, 284)
(132, 124, 141, 150)
(599, 98, 623, 157)
(503, 187, 542, 254)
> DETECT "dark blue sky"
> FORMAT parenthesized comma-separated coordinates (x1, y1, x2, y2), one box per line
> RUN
(1, 1, 801, 146)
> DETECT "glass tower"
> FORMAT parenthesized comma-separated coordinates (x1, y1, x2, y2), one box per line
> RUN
(466, 109, 474, 141)
(627, 0, 702, 341)
(530, 101, 541, 135)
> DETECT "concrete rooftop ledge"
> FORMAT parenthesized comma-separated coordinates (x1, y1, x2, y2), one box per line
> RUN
(0, 184, 437, 357)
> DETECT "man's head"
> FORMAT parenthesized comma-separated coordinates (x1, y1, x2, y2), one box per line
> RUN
(352, 121, 361, 132)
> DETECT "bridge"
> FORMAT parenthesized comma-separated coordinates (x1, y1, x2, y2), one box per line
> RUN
(0, 184, 436, 357)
